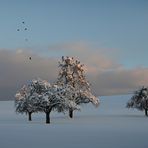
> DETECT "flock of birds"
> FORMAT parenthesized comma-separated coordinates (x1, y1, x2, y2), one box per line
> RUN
(17, 21, 31, 60)
(17, 21, 28, 41)
(17, 21, 27, 31)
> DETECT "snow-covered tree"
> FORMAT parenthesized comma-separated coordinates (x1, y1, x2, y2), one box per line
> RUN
(37, 83, 79, 123)
(57, 56, 99, 118)
(15, 85, 39, 121)
(15, 78, 79, 123)
(15, 79, 50, 121)
(126, 87, 148, 116)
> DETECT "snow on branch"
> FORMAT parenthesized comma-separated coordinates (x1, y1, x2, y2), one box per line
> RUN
(57, 56, 99, 107)
(15, 78, 79, 115)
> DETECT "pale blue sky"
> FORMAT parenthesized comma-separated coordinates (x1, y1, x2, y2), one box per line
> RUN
(0, 0, 148, 100)
(0, 0, 148, 68)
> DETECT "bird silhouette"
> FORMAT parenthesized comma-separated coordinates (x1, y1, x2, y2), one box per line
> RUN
(29, 57, 32, 60)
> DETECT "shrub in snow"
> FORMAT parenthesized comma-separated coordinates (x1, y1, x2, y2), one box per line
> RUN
(57, 56, 99, 118)
(126, 86, 148, 116)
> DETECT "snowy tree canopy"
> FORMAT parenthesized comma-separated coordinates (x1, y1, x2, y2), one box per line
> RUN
(57, 56, 99, 107)
(15, 79, 51, 115)
(37, 83, 79, 113)
(127, 86, 148, 116)
(15, 78, 79, 117)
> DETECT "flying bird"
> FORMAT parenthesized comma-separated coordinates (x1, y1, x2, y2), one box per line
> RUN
(17, 29, 20, 31)
(25, 38, 28, 42)
(22, 21, 25, 24)
(29, 57, 32, 60)
(24, 28, 27, 31)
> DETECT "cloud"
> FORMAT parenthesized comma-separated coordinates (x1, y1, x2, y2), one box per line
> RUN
(48, 42, 121, 72)
(0, 49, 58, 100)
(47, 42, 148, 96)
(89, 68, 148, 96)
(1, 44, 148, 100)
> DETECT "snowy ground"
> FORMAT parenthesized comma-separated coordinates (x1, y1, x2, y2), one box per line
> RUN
(0, 95, 148, 148)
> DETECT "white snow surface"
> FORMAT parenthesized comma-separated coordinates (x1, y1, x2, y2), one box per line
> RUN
(0, 95, 148, 148)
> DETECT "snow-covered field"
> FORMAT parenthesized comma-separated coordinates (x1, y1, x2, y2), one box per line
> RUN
(0, 95, 148, 148)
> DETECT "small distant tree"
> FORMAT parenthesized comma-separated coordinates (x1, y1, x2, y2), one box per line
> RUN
(57, 56, 99, 118)
(126, 87, 148, 116)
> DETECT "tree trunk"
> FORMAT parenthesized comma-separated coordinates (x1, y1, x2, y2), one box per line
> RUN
(46, 112, 51, 124)
(145, 109, 148, 116)
(69, 109, 73, 118)
(28, 112, 32, 121)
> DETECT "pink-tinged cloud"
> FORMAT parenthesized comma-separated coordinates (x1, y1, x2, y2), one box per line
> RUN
(48, 42, 121, 72)
(49, 42, 148, 96)
(89, 68, 148, 96)
(1, 47, 148, 100)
